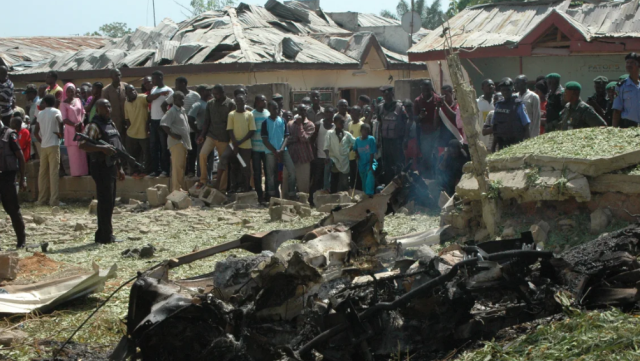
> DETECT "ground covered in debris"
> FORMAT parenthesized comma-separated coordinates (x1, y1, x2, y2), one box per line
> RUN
(1, 202, 441, 360)
(1, 201, 638, 361)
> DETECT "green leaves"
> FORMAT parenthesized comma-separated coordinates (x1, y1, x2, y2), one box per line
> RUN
(489, 128, 640, 161)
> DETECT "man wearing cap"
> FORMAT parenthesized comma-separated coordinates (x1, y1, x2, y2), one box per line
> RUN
(413, 80, 441, 178)
(378, 85, 406, 184)
(492, 78, 530, 150)
(613, 53, 640, 128)
(559, 82, 606, 130)
(604, 81, 617, 125)
(515, 75, 541, 138)
(544, 73, 564, 132)
(0, 66, 14, 126)
(163, 77, 201, 177)
(587, 76, 609, 119)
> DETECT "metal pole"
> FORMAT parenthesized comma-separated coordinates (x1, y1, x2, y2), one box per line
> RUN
(152, 0, 157, 27)
(408, 0, 415, 78)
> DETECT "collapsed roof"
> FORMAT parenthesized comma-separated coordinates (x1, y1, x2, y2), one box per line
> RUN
(408, 0, 640, 61)
(0, 37, 114, 70)
(15, 0, 421, 76)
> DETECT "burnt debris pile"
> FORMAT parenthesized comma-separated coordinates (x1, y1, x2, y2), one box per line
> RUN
(111, 174, 640, 361)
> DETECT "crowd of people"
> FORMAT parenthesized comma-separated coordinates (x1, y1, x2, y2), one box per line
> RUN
(1, 51, 639, 247)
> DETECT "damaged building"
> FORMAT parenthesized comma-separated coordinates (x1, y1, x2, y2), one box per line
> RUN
(8, 0, 429, 106)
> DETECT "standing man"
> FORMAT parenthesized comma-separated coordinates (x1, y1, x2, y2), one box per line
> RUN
(273, 93, 285, 117)
(197, 84, 235, 190)
(604, 81, 617, 126)
(379, 85, 406, 184)
(413, 79, 441, 178)
(324, 114, 356, 193)
(0, 119, 27, 248)
(44, 71, 63, 108)
(189, 85, 213, 183)
(263, 100, 296, 200)
(79, 99, 125, 244)
(30, 85, 47, 159)
(34, 95, 63, 206)
(587, 76, 609, 119)
(310, 107, 335, 204)
(613, 53, 640, 128)
(163, 77, 201, 178)
(287, 104, 315, 194)
(251, 94, 269, 201)
(224, 94, 255, 193)
(0, 66, 14, 126)
(336, 99, 352, 129)
(515, 75, 541, 138)
(102, 68, 128, 138)
(544, 73, 564, 132)
(492, 78, 531, 151)
(559, 82, 606, 130)
(307, 90, 324, 124)
(477, 79, 495, 148)
(124, 84, 150, 178)
(146, 71, 173, 178)
(161, 91, 192, 192)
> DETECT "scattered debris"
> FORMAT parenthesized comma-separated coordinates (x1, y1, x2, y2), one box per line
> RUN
(0, 263, 117, 314)
(166, 190, 192, 210)
(122, 244, 156, 259)
(147, 185, 170, 207)
(88, 200, 98, 215)
(0, 252, 19, 280)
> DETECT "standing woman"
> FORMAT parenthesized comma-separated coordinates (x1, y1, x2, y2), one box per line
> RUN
(60, 83, 88, 176)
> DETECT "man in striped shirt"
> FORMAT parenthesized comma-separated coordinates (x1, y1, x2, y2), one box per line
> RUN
(0, 66, 14, 126)
(287, 104, 315, 194)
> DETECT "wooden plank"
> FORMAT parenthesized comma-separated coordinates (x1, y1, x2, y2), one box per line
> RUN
(168, 240, 242, 269)
(227, 8, 256, 63)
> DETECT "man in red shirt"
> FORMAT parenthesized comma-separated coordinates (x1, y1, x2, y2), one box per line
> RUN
(10, 117, 30, 162)
(413, 79, 442, 178)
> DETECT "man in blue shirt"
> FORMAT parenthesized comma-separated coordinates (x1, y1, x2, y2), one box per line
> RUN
(613, 53, 640, 128)
(492, 77, 530, 151)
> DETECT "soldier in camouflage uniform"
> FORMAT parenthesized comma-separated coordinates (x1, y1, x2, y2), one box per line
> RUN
(559, 81, 606, 131)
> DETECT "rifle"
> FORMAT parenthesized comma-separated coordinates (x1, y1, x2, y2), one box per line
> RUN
(74, 132, 144, 169)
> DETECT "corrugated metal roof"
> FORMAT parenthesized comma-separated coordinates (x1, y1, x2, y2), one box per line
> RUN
(15, 0, 411, 74)
(357, 13, 401, 27)
(409, 0, 640, 54)
(0, 36, 112, 68)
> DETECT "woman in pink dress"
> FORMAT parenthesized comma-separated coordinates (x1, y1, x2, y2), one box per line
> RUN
(60, 83, 89, 176)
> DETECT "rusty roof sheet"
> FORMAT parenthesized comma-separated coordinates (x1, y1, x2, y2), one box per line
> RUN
(15, 0, 410, 73)
(0, 36, 112, 68)
(409, 0, 640, 55)
(357, 13, 401, 27)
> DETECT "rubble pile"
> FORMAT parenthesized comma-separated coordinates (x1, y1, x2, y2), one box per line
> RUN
(110, 172, 640, 361)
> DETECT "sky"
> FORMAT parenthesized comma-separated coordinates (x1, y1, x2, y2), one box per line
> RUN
(0, 0, 409, 37)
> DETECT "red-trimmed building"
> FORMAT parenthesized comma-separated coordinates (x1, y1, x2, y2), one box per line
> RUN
(408, 0, 640, 92)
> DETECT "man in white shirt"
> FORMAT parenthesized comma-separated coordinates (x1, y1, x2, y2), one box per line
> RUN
(33, 95, 63, 206)
(515, 75, 541, 138)
(163, 76, 200, 178)
(477, 79, 495, 148)
(146, 70, 173, 178)
(161, 92, 192, 192)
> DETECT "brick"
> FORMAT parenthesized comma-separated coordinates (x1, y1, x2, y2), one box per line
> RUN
(269, 197, 308, 208)
(88, 200, 98, 215)
(314, 192, 353, 209)
(188, 183, 202, 197)
(317, 203, 354, 213)
(167, 190, 191, 209)
(297, 192, 309, 205)
(231, 191, 259, 205)
(269, 205, 296, 221)
(200, 187, 227, 206)
(0, 252, 19, 280)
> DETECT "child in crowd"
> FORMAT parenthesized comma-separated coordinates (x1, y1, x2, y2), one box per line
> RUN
(10, 117, 30, 162)
(348, 105, 362, 190)
(324, 114, 355, 193)
(354, 123, 377, 196)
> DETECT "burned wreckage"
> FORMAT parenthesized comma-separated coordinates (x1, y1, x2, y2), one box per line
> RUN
(111, 172, 640, 360)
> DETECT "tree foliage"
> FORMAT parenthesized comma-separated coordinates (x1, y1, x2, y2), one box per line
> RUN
(83, 22, 133, 38)
(382, 0, 445, 30)
(176, 0, 238, 17)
